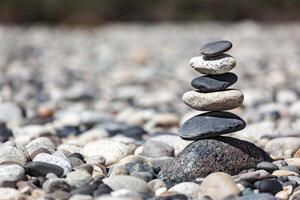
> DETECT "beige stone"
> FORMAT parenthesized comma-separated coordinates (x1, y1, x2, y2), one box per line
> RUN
(182, 90, 244, 111)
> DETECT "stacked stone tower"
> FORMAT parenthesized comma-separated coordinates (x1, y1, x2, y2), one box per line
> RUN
(180, 41, 245, 140)
(158, 41, 272, 187)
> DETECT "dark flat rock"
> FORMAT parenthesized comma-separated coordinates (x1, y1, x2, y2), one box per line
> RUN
(200, 40, 232, 56)
(258, 179, 282, 195)
(179, 111, 246, 140)
(157, 136, 272, 187)
(25, 161, 64, 177)
(191, 73, 238, 92)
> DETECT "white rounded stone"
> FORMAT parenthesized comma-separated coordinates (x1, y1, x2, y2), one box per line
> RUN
(82, 139, 134, 166)
(190, 54, 236, 74)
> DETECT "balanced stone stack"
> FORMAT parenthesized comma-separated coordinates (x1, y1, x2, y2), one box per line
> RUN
(158, 41, 272, 187)
(181, 41, 245, 140)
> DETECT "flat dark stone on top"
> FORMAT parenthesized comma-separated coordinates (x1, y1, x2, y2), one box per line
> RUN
(200, 40, 232, 57)
(191, 73, 238, 92)
(180, 111, 246, 140)
(25, 161, 64, 177)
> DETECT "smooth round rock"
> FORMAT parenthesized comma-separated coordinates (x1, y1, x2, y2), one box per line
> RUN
(199, 172, 240, 200)
(141, 140, 174, 158)
(190, 54, 236, 75)
(102, 175, 153, 195)
(82, 140, 134, 166)
(256, 162, 279, 172)
(200, 40, 232, 56)
(158, 137, 272, 187)
(191, 73, 238, 92)
(258, 179, 282, 195)
(236, 170, 270, 182)
(182, 90, 243, 111)
(180, 112, 246, 140)
(0, 144, 27, 166)
(25, 161, 64, 177)
(66, 170, 93, 188)
(0, 164, 25, 187)
(25, 137, 56, 158)
(169, 182, 201, 199)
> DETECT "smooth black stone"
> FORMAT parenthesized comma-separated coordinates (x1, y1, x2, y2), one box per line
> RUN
(103, 122, 147, 139)
(0, 122, 12, 142)
(68, 153, 85, 161)
(157, 136, 272, 187)
(258, 179, 282, 195)
(191, 73, 238, 92)
(277, 176, 289, 183)
(200, 40, 232, 56)
(93, 183, 112, 197)
(179, 111, 246, 140)
(25, 161, 64, 177)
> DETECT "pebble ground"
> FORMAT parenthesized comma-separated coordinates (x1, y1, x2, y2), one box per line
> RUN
(0, 23, 300, 199)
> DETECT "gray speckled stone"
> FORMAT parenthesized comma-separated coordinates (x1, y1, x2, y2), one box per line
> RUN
(191, 73, 238, 92)
(157, 137, 272, 187)
(190, 54, 236, 75)
(200, 40, 232, 56)
(179, 112, 246, 140)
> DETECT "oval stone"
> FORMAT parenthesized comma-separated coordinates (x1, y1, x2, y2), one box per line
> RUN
(180, 112, 246, 140)
(190, 54, 236, 75)
(25, 161, 64, 177)
(200, 40, 232, 56)
(157, 137, 272, 187)
(182, 90, 243, 111)
(191, 73, 238, 92)
(102, 175, 153, 195)
(0, 164, 25, 187)
(81, 140, 134, 166)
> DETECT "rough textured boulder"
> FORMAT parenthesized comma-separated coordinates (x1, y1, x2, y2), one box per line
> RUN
(158, 136, 272, 187)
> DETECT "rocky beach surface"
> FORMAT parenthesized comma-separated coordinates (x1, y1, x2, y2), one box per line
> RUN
(0, 23, 300, 199)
